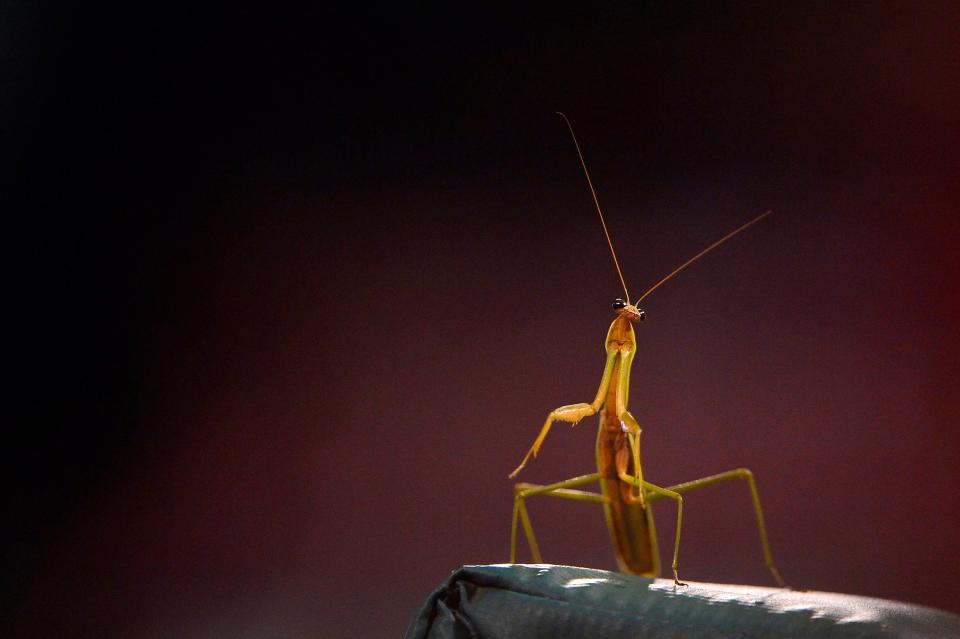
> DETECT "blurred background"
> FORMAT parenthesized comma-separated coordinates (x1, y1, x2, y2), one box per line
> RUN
(7, 3, 960, 637)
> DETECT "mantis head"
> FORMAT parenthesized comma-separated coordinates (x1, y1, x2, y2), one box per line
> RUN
(612, 298, 645, 323)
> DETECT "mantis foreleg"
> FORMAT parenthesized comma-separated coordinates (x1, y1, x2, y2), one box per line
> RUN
(508, 349, 618, 479)
(615, 350, 645, 505)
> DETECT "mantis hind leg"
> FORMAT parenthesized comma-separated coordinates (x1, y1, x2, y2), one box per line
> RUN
(665, 468, 787, 588)
(510, 473, 604, 564)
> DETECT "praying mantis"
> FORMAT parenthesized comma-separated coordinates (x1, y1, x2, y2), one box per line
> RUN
(507, 113, 787, 588)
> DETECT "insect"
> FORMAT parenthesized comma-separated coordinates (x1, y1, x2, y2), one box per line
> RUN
(508, 112, 786, 587)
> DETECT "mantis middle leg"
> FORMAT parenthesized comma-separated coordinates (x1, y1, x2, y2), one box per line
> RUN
(510, 473, 605, 563)
(618, 473, 687, 585)
(664, 468, 787, 587)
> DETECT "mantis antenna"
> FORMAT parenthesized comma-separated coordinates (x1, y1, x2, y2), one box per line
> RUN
(556, 112, 632, 304)
(636, 209, 772, 303)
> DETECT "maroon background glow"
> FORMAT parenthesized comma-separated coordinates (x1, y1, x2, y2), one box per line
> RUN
(9, 4, 960, 637)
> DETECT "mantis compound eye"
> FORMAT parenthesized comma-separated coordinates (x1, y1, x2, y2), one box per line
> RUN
(639, 310, 646, 321)
(612, 299, 627, 309)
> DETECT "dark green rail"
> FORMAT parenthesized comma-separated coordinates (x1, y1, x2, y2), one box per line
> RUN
(406, 564, 960, 639)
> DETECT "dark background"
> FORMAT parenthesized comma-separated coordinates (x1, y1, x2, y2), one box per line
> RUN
(7, 3, 960, 637)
